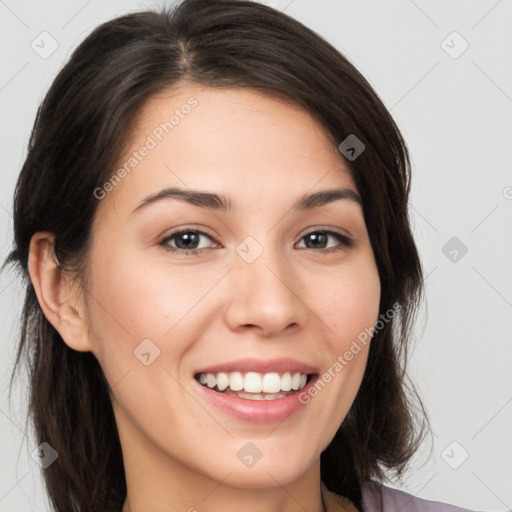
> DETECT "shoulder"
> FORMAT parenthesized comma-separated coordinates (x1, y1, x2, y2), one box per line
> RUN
(361, 479, 482, 512)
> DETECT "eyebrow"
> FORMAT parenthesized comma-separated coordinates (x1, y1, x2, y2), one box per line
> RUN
(130, 186, 362, 215)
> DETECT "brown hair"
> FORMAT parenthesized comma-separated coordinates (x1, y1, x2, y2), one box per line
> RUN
(5, 1, 430, 510)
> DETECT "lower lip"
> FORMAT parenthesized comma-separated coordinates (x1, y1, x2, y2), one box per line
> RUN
(194, 375, 318, 424)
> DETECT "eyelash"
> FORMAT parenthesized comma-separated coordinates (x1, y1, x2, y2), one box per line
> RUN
(159, 228, 354, 255)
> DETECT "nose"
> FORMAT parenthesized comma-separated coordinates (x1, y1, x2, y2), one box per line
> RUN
(223, 245, 306, 338)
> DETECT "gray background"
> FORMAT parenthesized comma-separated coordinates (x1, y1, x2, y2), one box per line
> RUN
(1, 1, 511, 511)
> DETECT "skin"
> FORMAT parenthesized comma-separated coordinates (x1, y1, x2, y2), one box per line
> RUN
(29, 84, 380, 512)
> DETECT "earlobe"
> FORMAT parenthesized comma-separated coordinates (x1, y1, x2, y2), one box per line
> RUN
(28, 232, 94, 353)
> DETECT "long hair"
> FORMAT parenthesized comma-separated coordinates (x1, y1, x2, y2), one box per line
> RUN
(5, 1, 430, 510)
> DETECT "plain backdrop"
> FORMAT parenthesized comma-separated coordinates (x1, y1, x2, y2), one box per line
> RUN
(0, 1, 511, 511)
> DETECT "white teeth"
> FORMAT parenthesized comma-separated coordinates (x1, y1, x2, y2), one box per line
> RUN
(291, 372, 302, 390)
(235, 391, 265, 400)
(196, 371, 310, 394)
(262, 372, 281, 393)
(244, 372, 262, 393)
(222, 390, 288, 400)
(281, 372, 292, 391)
(216, 372, 229, 391)
(206, 373, 216, 388)
(264, 393, 287, 400)
(229, 372, 244, 392)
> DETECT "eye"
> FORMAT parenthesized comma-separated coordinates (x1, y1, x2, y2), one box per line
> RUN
(159, 228, 353, 256)
(296, 230, 353, 252)
(159, 229, 218, 254)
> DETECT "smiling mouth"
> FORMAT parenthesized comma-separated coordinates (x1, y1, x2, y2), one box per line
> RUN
(194, 371, 314, 401)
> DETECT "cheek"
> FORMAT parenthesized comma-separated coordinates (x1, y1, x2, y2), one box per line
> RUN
(82, 254, 179, 368)
(84, 245, 228, 381)
(314, 256, 381, 349)
(90, 244, 204, 327)
(302, 254, 380, 417)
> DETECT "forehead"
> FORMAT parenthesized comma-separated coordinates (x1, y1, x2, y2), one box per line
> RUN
(102, 83, 357, 216)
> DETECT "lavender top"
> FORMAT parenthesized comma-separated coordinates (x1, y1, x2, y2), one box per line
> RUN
(323, 480, 480, 512)
(361, 480, 479, 512)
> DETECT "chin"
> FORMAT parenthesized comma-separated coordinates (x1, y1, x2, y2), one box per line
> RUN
(190, 441, 318, 490)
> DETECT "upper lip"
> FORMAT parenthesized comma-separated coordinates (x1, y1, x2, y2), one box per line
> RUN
(194, 357, 319, 376)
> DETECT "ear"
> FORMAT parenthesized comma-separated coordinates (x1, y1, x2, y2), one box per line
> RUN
(28, 232, 94, 353)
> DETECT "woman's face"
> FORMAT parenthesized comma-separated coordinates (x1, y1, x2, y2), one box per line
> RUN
(82, 84, 380, 489)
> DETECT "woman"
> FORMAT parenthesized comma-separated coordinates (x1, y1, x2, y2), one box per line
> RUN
(5, 0, 478, 511)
